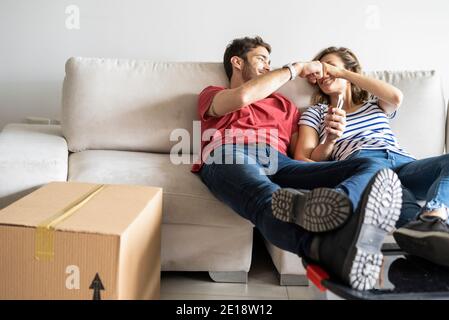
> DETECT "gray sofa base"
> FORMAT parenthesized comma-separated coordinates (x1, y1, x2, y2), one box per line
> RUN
(209, 271, 248, 284)
(280, 274, 309, 286)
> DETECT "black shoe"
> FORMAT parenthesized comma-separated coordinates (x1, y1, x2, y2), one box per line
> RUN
(313, 168, 402, 290)
(393, 215, 449, 267)
(271, 188, 351, 232)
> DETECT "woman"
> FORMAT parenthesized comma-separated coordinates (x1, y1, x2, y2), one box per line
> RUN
(294, 46, 449, 267)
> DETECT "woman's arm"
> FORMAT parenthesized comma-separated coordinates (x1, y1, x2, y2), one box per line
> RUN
(295, 107, 346, 162)
(342, 69, 403, 114)
(294, 125, 319, 162)
(309, 137, 336, 161)
(324, 63, 403, 115)
(294, 125, 338, 162)
(310, 140, 335, 161)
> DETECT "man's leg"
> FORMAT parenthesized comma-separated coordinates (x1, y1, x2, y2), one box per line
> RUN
(200, 145, 402, 290)
(268, 152, 402, 290)
(199, 145, 313, 257)
(311, 168, 402, 290)
(339, 150, 422, 228)
(272, 154, 388, 211)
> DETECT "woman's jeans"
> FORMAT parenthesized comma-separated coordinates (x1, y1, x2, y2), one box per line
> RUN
(348, 149, 449, 227)
(198, 144, 386, 258)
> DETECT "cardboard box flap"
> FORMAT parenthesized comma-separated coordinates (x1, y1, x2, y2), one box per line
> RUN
(0, 182, 162, 236)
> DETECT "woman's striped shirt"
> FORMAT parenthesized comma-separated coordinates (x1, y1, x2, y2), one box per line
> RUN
(299, 98, 414, 161)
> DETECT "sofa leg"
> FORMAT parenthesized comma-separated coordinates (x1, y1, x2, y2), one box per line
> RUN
(208, 271, 248, 284)
(279, 274, 309, 286)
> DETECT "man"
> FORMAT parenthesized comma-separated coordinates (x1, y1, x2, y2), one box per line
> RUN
(192, 36, 402, 291)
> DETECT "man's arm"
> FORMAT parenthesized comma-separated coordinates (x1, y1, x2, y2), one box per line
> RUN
(208, 62, 323, 117)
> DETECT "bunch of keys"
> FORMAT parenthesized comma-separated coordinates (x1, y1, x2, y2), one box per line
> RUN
(323, 94, 344, 144)
(336, 93, 344, 110)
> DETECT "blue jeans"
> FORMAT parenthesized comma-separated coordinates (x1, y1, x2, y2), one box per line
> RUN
(348, 149, 449, 227)
(198, 144, 386, 258)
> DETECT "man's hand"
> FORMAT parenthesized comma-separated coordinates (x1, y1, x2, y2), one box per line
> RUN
(324, 107, 346, 143)
(299, 61, 323, 83)
(306, 62, 346, 85)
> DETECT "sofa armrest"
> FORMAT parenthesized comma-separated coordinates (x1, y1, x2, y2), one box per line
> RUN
(0, 124, 68, 208)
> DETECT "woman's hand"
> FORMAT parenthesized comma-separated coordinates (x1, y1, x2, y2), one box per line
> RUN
(324, 107, 346, 143)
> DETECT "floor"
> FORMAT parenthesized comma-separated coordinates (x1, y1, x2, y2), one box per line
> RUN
(160, 233, 324, 300)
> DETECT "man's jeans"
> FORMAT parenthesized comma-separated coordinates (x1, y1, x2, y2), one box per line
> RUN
(348, 149, 449, 226)
(198, 144, 386, 258)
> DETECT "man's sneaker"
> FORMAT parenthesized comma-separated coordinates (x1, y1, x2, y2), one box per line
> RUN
(393, 215, 449, 268)
(271, 188, 351, 232)
(313, 169, 402, 290)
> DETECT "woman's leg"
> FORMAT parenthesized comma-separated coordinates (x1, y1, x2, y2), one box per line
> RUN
(347, 150, 421, 227)
(397, 187, 421, 227)
(393, 154, 449, 267)
(395, 153, 449, 219)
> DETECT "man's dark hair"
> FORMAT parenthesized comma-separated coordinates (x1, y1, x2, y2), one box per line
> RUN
(223, 36, 271, 81)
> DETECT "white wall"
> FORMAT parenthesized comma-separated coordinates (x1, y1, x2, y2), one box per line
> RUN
(1, 0, 448, 130)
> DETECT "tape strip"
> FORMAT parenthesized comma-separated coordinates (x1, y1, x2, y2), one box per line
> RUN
(35, 184, 105, 260)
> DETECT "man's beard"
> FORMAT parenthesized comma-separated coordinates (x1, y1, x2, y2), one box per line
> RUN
(242, 63, 257, 82)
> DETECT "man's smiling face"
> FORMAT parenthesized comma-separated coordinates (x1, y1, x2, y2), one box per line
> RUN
(241, 46, 271, 82)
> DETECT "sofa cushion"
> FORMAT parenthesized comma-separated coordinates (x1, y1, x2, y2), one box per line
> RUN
(367, 71, 446, 159)
(62, 58, 227, 153)
(68, 150, 252, 228)
(62, 57, 444, 160)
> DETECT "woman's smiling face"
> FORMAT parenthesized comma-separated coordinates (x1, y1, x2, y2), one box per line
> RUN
(318, 53, 348, 95)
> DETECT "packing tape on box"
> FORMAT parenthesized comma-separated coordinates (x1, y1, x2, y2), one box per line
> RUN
(35, 184, 106, 261)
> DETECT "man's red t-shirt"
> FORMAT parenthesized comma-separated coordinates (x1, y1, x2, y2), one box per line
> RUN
(191, 86, 300, 172)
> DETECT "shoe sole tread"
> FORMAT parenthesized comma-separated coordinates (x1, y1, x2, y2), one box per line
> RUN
(272, 188, 350, 232)
(348, 168, 402, 291)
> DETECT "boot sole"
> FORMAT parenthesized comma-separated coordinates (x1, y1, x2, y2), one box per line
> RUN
(394, 229, 449, 267)
(346, 169, 402, 291)
(272, 188, 351, 232)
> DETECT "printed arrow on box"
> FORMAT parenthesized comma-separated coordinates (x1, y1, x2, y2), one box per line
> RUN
(89, 273, 105, 300)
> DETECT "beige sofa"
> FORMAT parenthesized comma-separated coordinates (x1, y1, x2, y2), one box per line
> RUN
(0, 57, 447, 285)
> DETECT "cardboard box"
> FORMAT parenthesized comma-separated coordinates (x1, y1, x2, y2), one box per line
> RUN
(0, 181, 162, 300)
